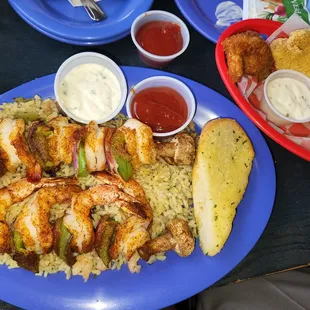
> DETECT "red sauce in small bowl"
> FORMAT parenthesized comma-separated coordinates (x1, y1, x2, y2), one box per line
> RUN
(136, 21, 183, 56)
(130, 87, 188, 133)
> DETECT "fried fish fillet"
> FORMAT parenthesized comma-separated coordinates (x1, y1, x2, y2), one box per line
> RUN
(222, 31, 275, 83)
(270, 29, 310, 77)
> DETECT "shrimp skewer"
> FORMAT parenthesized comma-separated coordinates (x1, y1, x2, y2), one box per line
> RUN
(110, 215, 151, 260)
(0, 177, 78, 253)
(63, 171, 152, 260)
(63, 184, 149, 254)
(104, 118, 157, 181)
(93, 172, 152, 260)
(0, 118, 41, 181)
(92, 171, 150, 207)
(28, 116, 85, 173)
(14, 185, 81, 254)
(4, 116, 194, 182)
(84, 121, 107, 173)
(119, 118, 156, 170)
(47, 116, 83, 166)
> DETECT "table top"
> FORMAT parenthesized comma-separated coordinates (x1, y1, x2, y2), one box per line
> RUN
(1, 1, 310, 309)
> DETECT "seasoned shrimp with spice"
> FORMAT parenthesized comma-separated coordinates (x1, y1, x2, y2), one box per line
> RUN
(0, 118, 41, 181)
(14, 185, 81, 254)
(84, 121, 107, 173)
(93, 171, 152, 260)
(47, 116, 84, 166)
(63, 183, 151, 256)
(119, 118, 156, 169)
(0, 177, 78, 253)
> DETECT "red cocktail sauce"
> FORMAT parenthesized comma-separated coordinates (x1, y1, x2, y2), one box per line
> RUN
(136, 21, 183, 56)
(130, 87, 188, 133)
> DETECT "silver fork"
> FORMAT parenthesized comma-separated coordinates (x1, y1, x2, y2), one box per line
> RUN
(80, 0, 106, 21)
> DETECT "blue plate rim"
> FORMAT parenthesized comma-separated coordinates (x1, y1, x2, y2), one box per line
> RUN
(175, 0, 223, 43)
(9, 9, 130, 46)
(0, 67, 276, 310)
(8, 0, 154, 45)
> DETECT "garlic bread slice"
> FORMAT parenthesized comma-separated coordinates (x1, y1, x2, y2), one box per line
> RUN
(193, 118, 255, 256)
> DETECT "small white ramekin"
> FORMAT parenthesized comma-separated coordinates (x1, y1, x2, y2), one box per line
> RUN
(131, 10, 190, 68)
(54, 52, 127, 124)
(126, 76, 196, 137)
(262, 69, 310, 126)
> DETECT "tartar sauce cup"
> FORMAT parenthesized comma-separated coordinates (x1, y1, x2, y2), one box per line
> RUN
(126, 76, 196, 137)
(262, 69, 310, 126)
(54, 52, 127, 124)
(131, 10, 190, 68)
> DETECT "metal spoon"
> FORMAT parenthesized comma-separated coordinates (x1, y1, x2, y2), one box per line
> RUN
(80, 0, 106, 21)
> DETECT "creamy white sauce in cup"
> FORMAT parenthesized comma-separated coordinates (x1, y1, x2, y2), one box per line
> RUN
(267, 77, 310, 120)
(59, 63, 121, 121)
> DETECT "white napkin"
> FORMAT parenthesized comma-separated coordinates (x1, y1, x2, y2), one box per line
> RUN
(68, 0, 101, 7)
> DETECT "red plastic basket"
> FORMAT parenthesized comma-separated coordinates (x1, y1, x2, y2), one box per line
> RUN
(215, 19, 310, 161)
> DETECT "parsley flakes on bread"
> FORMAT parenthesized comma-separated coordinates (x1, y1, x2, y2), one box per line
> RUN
(193, 118, 255, 256)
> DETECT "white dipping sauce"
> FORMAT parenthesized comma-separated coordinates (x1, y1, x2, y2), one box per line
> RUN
(59, 63, 121, 121)
(267, 77, 310, 120)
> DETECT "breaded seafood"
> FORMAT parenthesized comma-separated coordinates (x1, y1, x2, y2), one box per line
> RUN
(223, 31, 274, 83)
(270, 29, 310, 77)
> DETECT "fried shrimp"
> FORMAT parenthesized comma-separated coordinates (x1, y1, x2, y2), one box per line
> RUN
(63, 184, 150, 254)
(0, 177, 78, 253)
(14, 185, 81, 254)
(222, 31, 274, 83)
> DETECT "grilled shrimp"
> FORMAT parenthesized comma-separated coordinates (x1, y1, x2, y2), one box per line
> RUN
(63, 183, 150, 255)
(0, 222, 11, 254)
(84, 121, 106, 172)
(0, 177, 78, 253)
(110, 215, 151, 260)
(0, 118, 41, 181)
(14, 185, 81, 254)
(119, 119, 156, 169)
(93, 171, 152, 260)
(93, 171, 150, 206)
(47, 116, 84, 166)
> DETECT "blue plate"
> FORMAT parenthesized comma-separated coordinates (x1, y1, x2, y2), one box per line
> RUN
(175, 0, 243, 43)
(0, 67, 275, 310)
(8, 0, 153, 46)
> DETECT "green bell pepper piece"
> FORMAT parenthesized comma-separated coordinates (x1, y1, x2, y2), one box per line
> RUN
(78, 143, 89, 177)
